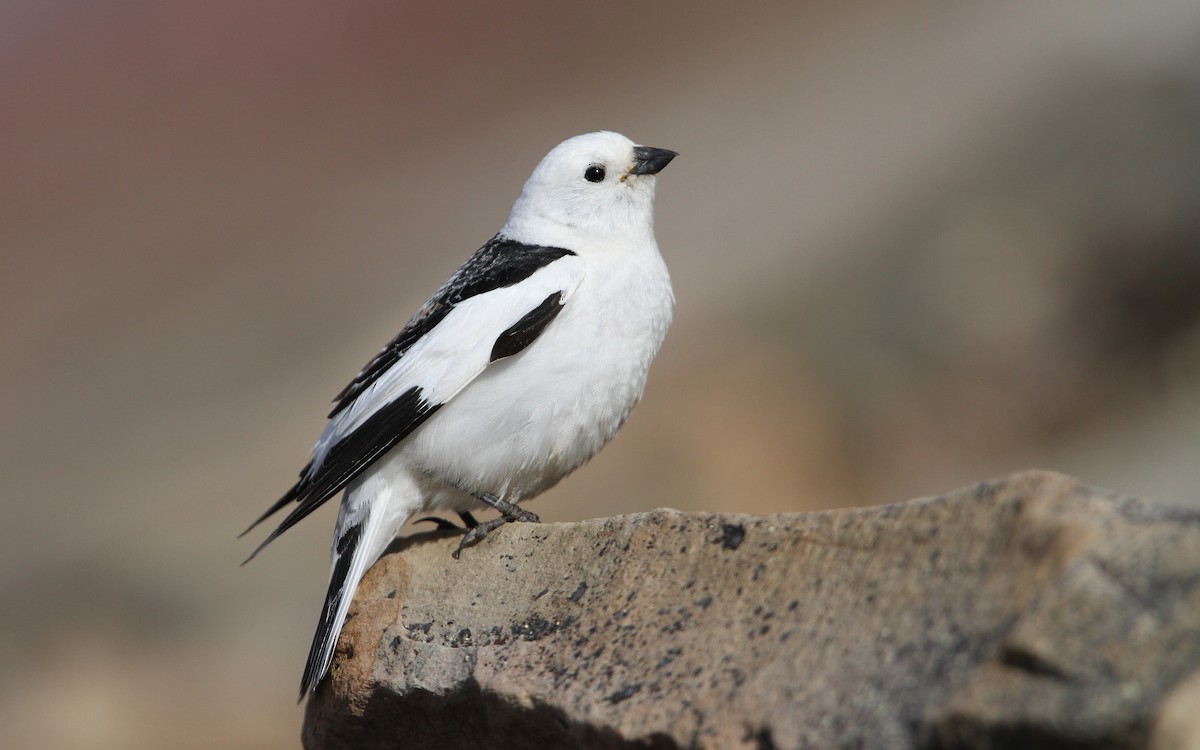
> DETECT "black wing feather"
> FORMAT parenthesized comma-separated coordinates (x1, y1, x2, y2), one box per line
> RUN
(243, 387, 440, 562)
(490, 291, 565, 362)
(328, 236, 575, 418)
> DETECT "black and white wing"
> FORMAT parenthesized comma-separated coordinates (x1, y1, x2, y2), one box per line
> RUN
(242, 236, 583, 558)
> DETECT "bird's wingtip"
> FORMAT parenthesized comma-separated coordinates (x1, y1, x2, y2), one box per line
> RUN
(241, 529, 281, 565)
(239, 481, 305, 546)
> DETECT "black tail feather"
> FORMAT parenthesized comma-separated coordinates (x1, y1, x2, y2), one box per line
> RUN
(298, 521, 364, 700)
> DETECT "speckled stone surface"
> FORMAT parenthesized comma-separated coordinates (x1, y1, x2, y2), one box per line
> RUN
(302, 471, 1200, 750)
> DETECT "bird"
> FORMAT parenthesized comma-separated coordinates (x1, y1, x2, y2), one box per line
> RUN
(241, 131, 678, 699)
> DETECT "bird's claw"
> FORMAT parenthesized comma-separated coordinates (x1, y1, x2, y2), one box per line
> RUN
(414, 511, 482, 532)
(451, 507, 540, 559)
(414, 516, 461, 531)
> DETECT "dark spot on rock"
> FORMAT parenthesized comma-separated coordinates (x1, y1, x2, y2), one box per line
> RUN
(569, 581, 588, 603)
(655, 646, 684, 670)
(511, 614, 577, 641)
(390, 636, 402, 650)
(752, 727, 779, 750)
(533, 588, 549, 600)
(719, 523, 745, 550)
(788, 600, 799, 611)
(386, 590, 396, 599)
(752, 562, 767, 581)
(607, 682, 643, 704)
(406, 621, 433, 635)
(998, 643, 1071, 680)
(696, 595, 713, 608)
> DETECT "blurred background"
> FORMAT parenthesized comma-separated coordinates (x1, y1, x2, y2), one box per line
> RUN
(3, 1, 1200, 747)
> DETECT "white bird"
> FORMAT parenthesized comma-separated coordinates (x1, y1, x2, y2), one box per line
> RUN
(242, 131, 677, 698)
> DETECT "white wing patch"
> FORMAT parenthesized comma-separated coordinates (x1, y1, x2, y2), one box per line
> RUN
(309, 256, 585, 474)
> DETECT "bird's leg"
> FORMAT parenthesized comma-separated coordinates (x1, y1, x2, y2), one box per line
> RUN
(452, 493, 540, 559)
(477, 492, 540, 523)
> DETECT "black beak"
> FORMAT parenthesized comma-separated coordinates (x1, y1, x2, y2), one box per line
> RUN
(630, 146, 678, 175)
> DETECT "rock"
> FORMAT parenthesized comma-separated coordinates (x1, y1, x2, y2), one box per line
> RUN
(302, 471, 1200, 749)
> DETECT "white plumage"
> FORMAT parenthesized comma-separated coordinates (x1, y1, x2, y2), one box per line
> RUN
(243, 131, 677, 698)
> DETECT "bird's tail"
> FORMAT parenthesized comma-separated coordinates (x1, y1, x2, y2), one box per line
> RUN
(299, 487, 406, 700)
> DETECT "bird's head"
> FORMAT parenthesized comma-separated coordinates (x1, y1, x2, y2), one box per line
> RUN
(502, 131, 677, 248)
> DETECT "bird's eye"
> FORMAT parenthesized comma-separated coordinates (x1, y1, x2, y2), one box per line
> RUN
(584, 164, 606, 183)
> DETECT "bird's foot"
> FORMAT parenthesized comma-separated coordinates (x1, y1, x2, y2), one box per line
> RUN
(452, 516, 512, 559)
(452, 495, 539, 559)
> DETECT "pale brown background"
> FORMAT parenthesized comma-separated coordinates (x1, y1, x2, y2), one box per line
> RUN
(3, 2, 1200, 747)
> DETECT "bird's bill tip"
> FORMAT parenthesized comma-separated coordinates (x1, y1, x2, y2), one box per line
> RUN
(629, 146, 678, 175)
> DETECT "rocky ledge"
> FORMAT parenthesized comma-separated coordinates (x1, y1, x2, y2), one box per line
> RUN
(302, 471, 1200, 749)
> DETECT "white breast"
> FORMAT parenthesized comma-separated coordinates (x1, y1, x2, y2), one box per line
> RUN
(404, 242, 673, 501)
